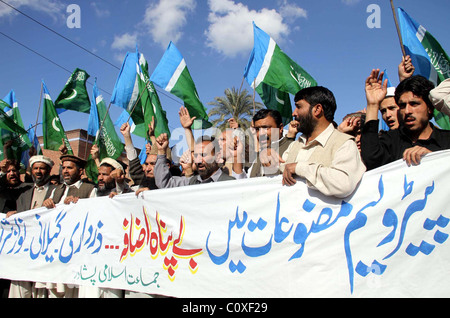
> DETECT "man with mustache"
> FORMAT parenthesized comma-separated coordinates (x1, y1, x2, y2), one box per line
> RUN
(7, 155, 55, 298)
(280, 86, 366, 198)
(231, 109, 297, 179)
(0, 158, 31, 215)
(379, 55, 416, 131)
(11, 155, 56, 215)
(361, 70, 450, 170)
(43, 154, 96, 209)
(154, 133, 235, 188)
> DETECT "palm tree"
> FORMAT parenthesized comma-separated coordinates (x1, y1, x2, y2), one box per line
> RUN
(207, 87, 263, 130)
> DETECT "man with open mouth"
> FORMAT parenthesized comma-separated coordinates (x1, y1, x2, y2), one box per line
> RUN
(361, 70, 450, 170)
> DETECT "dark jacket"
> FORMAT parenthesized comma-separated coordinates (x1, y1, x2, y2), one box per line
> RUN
(361, 120, 450, 170)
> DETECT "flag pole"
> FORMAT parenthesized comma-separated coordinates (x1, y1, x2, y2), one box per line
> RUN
(94, 101, 113, 144)
(34, 81, 43, 137)
(390, 0, 406, 57)
(125, 84, 147, 123)
(238, 76, 245, 95)
(252, 78, 256, 116)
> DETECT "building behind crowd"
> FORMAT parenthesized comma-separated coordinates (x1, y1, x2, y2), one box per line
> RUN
(37, 128, 136, 177)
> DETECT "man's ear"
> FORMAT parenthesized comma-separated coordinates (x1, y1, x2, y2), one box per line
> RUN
(313, 104, 324, 118)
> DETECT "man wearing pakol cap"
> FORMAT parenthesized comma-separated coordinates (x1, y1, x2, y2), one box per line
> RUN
(38, 154, 96, 298)
(43, 154, 96, 209)
(7, 155, 56, 298)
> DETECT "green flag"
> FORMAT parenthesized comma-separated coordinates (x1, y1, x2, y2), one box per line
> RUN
(86, 80, 124, 182)
(150, 41, 212, 129)
(0, 102, 28, 135)
(138, 52, 171, 138)
(55, 68, 91, 114)
(0, 93, 32, 163)
(90, 82, 124, 160)
(42, 81, 73, 154)
(257, 83, 293, 126)
(398, 8, 450, 129)
(244, 23, 317, 123)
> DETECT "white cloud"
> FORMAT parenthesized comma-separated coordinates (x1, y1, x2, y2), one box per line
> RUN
(341, 0, 361, 5)
(205, 0, 307, 58)
(111, 32, 138, 50)
(90, 2, 110, 18)
(142, 0, 196, 48)
(279, 0, 307, 22)
(0, 0, 65, 20)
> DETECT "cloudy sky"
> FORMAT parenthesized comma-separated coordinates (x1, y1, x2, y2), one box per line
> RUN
(1, 0, 449, 149)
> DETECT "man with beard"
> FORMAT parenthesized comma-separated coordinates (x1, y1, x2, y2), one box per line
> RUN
(280, 86, 366, 198)
(90, 144, 132, 198)
(0, 159, 32, 215)
(40, 155, 96, 298)
(7, 155, 55, 298)
(43, 155, 96, 209)
(361, 71, 450, 170)
(232, 109, 297, 179)
(120, 122, 164, 193)
(154, 133, 235, 188)
(11, 155, 56, 215)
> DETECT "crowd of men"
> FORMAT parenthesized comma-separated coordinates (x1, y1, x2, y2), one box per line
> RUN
(1, 56, 450, 298)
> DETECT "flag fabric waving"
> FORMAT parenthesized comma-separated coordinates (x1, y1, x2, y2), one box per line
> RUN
(110, 51, 140, 112)
(151, 41, 211, 130)
(55, 68, 91, 114)
(42, 81, 73, 154)
(137, 52, 171, 138)
(114, 109, 148, 140)
(27, 123, 43, 156)
(88, 80, 124, 160)
(397, 7, 450, 129)
(110, 50, 145, 125)
(111, 48, 170, 138)
(0, 91, 31, 164)
(244, 23, 317, 125)
(86, 80, 124, 182)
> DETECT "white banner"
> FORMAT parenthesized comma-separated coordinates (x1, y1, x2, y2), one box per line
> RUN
(1, 150, 450, 298)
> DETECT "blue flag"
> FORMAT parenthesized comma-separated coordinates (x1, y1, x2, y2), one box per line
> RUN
(397, 7, 450, 129)
(110, 51, 140, 112)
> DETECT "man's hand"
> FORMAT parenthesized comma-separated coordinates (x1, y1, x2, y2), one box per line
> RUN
(338, 116, 362, 135)
(365, 69, 388, 106)
(6, 210, 17, 218)
(282, 163, 297, 186)
(110, 168, 125, 184)
(43, 198, 56, 209)
(180, 150, 194, 177)
(64, 196, 79, 205)
(179, 107, 196, 129)
(259, 148, 285, 175)
(287, 120, 299, 138)
(90, 144, 100, 160)
(156, 133, 169, 155)
(135, 187, 149, 197)
(120, 122, 131, 138)
(398, 55, 415, 82)
(59, 138, 68, 155)
(228, 118, 239, 129)
(403, 146, 431, 166)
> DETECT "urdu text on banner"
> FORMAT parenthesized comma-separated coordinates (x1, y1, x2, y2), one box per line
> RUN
(1, 150, 450, 297)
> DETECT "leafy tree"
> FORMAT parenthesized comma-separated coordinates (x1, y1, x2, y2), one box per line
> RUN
(207, 87, 263, 130)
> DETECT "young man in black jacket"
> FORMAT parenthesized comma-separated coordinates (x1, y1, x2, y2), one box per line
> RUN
(361, 70, 450, 170)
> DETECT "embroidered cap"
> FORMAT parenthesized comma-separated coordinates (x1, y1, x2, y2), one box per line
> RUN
(29, 155, 54, 169)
